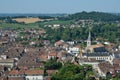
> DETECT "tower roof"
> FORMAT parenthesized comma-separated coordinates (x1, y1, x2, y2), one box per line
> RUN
(87, 31, 91, 41)
(87, 31, 91, 47)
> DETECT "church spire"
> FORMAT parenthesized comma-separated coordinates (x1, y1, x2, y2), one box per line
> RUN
(87, 31, 91, 47)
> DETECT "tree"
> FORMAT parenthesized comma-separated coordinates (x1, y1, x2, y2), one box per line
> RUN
(52, 63, 94, 80)
(45, 58, 62, 70)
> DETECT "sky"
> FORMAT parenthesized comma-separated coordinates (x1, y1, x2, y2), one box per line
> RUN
(0, 0, 120, 13)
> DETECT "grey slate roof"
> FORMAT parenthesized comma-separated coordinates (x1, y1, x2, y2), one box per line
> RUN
(83, 52, 110, 57)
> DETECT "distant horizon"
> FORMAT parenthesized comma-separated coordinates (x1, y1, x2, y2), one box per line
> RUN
(0, 11, 120, 14)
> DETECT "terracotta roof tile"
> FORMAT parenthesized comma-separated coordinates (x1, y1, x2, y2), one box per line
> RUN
(25, 70, 44, 75)
(87, 44, 104, 49)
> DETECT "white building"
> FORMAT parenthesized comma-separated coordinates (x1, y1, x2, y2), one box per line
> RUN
(25, 70, 44, 80)
(68, 46, 80, 56)
(82, 52, 114, 64)
(0, 59, 14, 68)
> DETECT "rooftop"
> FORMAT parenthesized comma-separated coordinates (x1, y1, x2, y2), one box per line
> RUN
(25, 70, 44, 75)
(86, 44, 104, 49)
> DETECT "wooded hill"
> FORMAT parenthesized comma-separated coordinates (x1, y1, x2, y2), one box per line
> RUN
(58, 11, 120, 22)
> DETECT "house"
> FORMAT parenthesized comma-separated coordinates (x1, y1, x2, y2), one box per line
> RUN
(16, 47, 48, 68)
(8, 70, 44, 80)
(113, 59, 120, 73)
(62, 43, 69, 50)
(98, 61, 115, 77)
(114, 51, 120, 58)
(8, 70, 25, 78)
(57, 51, 68, 61)
(29, 41, 36, 46)
(68, 46, 80, 56)
(0, 55, 7, 60)
(0, 65, 5, 76)
(8, 77, 25, 80)
(48, 52, 56, 59)
(105, 43, 116, 52)
(53, 24, 60, 27)
(0, 59, 14, 68)
(25, 70, 44, 80)
(54, 40, 64, 47)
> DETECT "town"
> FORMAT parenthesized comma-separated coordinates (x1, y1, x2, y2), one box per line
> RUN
(0, 11, 120, 80)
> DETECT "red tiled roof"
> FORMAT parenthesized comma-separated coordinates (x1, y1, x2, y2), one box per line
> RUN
(87, 44, 104, 49)
(9, 70, 24, 75)
(48, 52, 56, 56)
(74, 45, 81, 48)
(25, 70, 44, 75)
(9, 70, 19, 75)
(55, 40, 64, 46)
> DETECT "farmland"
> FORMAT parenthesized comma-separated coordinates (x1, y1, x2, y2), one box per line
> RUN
(12, 17, 43, 23)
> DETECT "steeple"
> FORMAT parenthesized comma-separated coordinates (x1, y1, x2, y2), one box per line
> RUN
(87, 31, 91, 47)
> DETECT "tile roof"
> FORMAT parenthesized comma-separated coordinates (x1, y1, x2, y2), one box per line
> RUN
(8, 77, 24, 80)
(25, 70, 44, 75)
(55, 40, 64, 46)
(48, 52, 56, 56)
(0, 59, 14, 63)
(86, 44, 104, 49)
(9, 69, 44, 75)
(98, 61, 114, 74)
(113, 59, 120, 64)
(9, 70, 24, 75)
(87, 52, 109, 57)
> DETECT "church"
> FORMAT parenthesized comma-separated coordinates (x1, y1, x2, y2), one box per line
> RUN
(82, 30, 114, 63)
(86, 31, 106, 53)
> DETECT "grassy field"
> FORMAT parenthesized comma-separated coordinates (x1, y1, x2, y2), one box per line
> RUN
(0, 22, 39, 29)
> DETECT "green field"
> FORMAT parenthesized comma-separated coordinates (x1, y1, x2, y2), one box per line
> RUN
(0, 20, 72, 29)
(0, 22, 39, 29)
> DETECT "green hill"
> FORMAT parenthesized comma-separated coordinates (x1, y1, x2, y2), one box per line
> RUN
(59, 11, 120, 21)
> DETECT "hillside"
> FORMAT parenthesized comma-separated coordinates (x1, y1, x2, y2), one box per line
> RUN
(58, 11, 120, 21)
